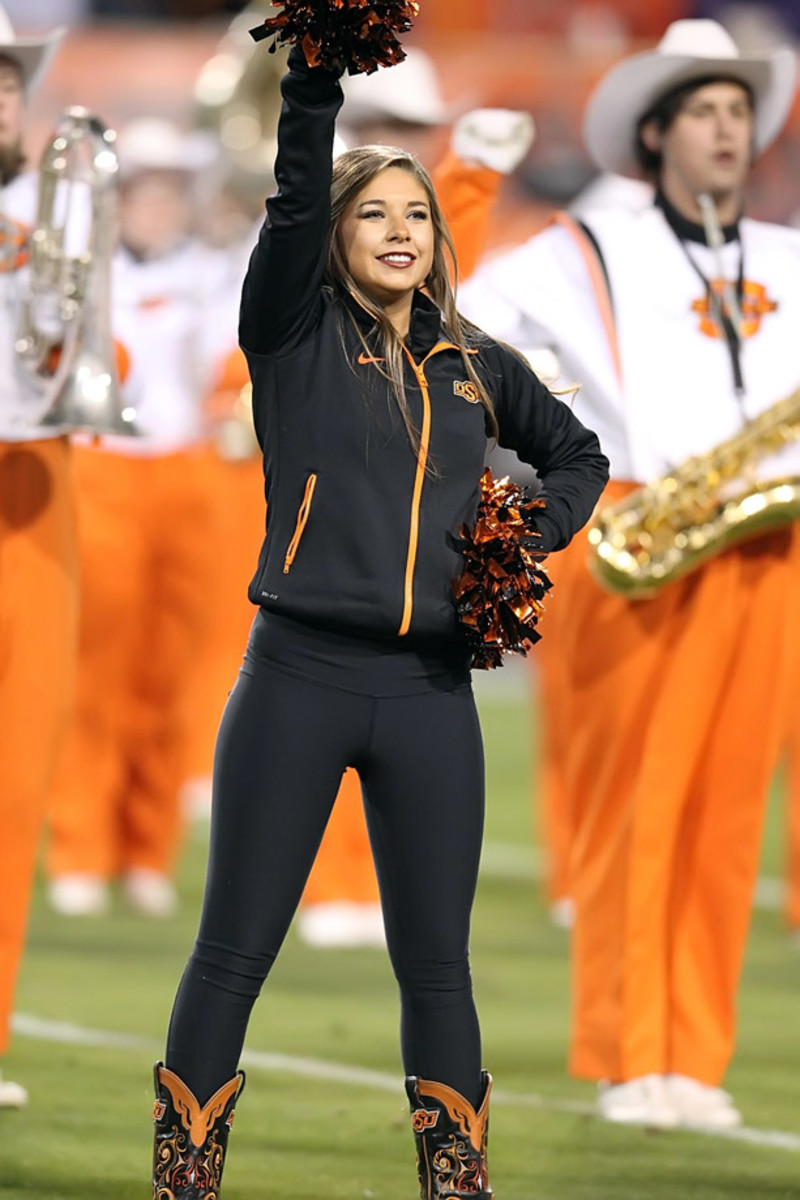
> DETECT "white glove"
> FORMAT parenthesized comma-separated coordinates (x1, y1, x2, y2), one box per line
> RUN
(520, 347, 580, 402)
(519, 348, 560, 385)
(451, 108, 535, 175)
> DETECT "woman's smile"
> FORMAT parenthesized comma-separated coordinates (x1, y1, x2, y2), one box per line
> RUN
(377, 251, 418, 268)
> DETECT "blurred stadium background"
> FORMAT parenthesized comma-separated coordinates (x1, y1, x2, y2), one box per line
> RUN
(11, 0, 800, 235)
(3, 2, 800, 1198)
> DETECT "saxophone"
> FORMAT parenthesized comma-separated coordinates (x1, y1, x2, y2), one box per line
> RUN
(587, 385, 800, 597)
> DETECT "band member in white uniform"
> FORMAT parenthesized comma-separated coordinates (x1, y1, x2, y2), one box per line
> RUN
(46, 120, 223, 920)
(461, 19, 800, 1129)
(0, 5, 72, 1109)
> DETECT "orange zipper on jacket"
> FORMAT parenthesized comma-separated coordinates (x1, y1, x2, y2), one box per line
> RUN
(398, 342, 461, 636)
(283, 473, 317, 574)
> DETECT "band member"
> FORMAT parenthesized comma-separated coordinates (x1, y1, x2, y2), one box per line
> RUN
(462, 19, 800, 1128)
(46, 119, 220, 918)
(151, 30, 607, 1198)
(0, 6, 70, 1108)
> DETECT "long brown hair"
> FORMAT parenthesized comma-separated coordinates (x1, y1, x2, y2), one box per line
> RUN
(326, 144, 497, 459)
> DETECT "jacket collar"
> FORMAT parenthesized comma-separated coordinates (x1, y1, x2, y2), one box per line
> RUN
(341, 287, 446, 358)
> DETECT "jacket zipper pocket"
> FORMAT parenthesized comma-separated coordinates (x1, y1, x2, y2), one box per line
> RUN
(283, 473, 317, 574)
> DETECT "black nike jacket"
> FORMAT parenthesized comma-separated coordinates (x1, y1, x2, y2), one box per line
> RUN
(239, 48, 609, 646)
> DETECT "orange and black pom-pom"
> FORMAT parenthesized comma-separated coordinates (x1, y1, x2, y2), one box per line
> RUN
(249, 0, 419, 75)
(453, 469, 553, 670)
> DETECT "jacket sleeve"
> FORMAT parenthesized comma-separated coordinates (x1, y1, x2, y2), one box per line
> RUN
(238, 47, 343, 357)
(489, 344, 609, 551)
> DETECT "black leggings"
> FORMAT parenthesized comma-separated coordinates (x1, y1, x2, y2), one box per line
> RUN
(166, 619, 486, 1108)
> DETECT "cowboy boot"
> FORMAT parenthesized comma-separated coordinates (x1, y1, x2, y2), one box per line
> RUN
(406, 1071, 493, 1199)
(152, 1062, 245, 1199)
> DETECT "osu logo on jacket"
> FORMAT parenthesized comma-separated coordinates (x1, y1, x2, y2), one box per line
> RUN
(453, 379, 480, 404)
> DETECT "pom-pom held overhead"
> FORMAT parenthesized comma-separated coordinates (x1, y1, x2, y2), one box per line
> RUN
(453, 470, 553, 670)
(249, 0, 420, 75)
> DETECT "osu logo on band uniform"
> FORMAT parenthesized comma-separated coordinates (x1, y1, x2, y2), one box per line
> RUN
(692, 278, 778, 339)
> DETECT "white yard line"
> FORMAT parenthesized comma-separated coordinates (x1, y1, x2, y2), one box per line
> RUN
(12, 1012, 800, 1152)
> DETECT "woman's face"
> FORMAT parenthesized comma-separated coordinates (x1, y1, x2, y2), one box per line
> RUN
(338, 166, 435, 312)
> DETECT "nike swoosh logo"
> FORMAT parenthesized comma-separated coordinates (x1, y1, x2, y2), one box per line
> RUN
(358, 353, 385, 365)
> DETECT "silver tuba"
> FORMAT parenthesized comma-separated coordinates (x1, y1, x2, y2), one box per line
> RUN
(15, 106, 138, 436)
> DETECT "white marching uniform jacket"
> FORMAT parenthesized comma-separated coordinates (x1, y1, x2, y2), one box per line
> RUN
(460, 204, 800, 484)
(95, 239, 228, 457)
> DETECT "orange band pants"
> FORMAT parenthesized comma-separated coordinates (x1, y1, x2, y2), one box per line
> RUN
(47, 445, 215, 881)
(529, 547, 577, 904)
(781, 531, 800, 928)
(182, 452, 266, 782)
(544, 489, 794, 1086)
(0, 437, 77, 1052)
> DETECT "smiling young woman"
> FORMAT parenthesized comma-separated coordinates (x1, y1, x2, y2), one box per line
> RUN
(150, 36, 609, 1200)
(337, 166, 434, 326)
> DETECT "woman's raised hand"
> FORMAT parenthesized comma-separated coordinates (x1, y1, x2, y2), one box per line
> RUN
(249, 0, 419, 76)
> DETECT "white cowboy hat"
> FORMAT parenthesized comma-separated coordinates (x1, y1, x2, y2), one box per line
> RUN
(584, 19, 798, 177)
(0, 4, 64, 96)
(340, 48, 454, 128)
(117, 119, 216, 180)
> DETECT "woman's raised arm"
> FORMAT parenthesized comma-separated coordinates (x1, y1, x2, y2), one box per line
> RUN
(239, 46, 343, 357)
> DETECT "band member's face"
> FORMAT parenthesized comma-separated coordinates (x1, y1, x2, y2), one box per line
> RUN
(338, 166, 435, 310)
(0, 60, 24, 151)
(118, 171, 194, 258)
(647, 81, 754, 204)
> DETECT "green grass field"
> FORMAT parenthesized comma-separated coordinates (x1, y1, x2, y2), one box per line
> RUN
(4, 669, 800, 1199)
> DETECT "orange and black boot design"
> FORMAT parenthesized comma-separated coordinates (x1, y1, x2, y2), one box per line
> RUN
(152, 1062, 245, 1199)
(406, 1072, 493, 1199)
